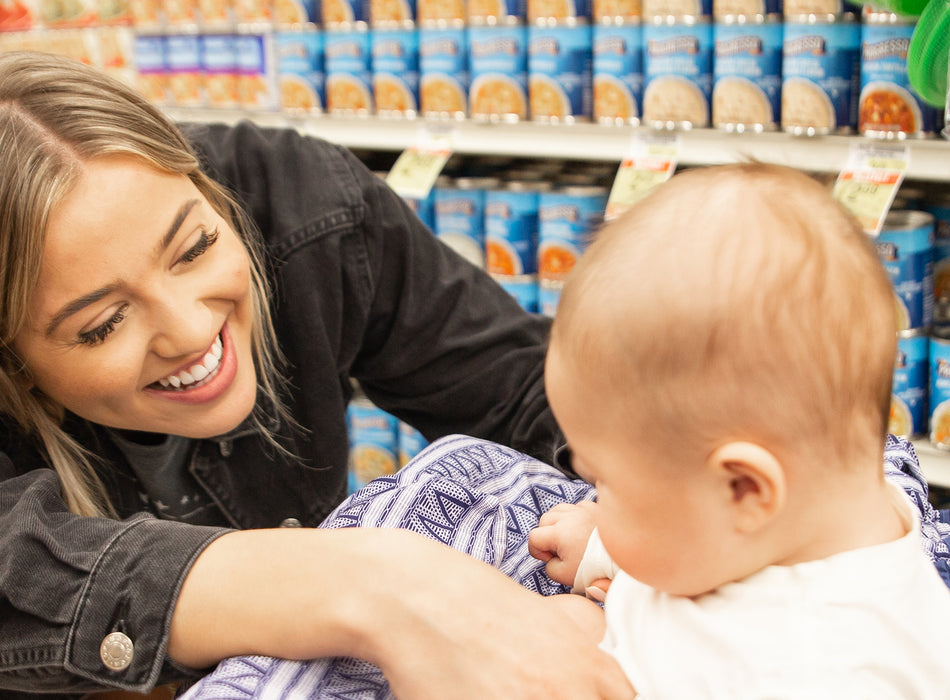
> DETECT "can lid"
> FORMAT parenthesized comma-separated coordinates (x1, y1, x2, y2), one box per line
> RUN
(884, 209, 936, 229)
(454, 176, 502, 189)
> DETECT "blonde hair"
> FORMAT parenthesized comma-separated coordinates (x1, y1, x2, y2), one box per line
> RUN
(553, 163, 896, 470)
(0, 51, 289, 518)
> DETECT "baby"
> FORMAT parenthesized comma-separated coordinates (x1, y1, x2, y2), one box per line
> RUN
(529, 163, 950, 697)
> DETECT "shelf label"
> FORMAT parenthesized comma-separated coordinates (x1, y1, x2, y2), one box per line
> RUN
(385, 125, 455, 200)
(832, 143, 909, 237)
(605, 134, 680, 221)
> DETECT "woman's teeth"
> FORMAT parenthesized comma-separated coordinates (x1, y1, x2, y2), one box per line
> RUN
(156, 335, 223, 390)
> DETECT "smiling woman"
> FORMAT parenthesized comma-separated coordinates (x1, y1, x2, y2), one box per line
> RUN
(0, 50, 642, 700)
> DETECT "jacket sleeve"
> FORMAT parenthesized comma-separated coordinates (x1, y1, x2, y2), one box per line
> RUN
(0, 452, 228, 696)
(180, 120, 565, 467)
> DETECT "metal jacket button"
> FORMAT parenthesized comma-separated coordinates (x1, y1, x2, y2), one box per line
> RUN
(279, 517, 302, 528)
(100, 631, 134, 671)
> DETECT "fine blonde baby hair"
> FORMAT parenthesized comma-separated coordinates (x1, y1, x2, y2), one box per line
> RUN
(552, 162, 896, 470)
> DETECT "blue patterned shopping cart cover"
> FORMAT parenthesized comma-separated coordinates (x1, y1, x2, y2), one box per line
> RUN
(179, 433, 950, 700)
(179, 435, 595, 700)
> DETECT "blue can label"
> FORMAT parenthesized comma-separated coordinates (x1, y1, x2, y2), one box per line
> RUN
(402, 191, 435, 230)
(892, 332, 928, 438)
(469, 24, 528, 121)
(485, 188, 541, 276)
(875, 211, 935, 331)
(372, 29, 420, 114)
(347, 399, 399, 493)
(592, 21, 643, 124)
(643, 21, 713, 127)
(528, 24, 593, 122)
(930, 336, 950, 448)
(276, 30, 325, 113)
(134, 34, 167, 104)
(538, 188, 608, 283)
(398, 421, 429, 467)
(165, 34, 204, 108)
(326, 30, 374, 113)
(782, 20, 860, 133)
(713, 20, 782, 129)
(859, 19, 938, 137)
(419, 27, 469, 116)
(539, 279, 563, 318)
(435, 186, 488, 268)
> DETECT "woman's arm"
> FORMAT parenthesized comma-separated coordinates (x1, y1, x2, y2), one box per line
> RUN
(169, 527, 636, 700)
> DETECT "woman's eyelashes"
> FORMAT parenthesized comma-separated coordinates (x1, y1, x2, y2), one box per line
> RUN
(178, 226, 220, 264)
(74, 227, 220, 347)
(77, 304, 128, 346)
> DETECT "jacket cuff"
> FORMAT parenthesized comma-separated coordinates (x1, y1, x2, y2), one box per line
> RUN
(65, 515, 229, 691)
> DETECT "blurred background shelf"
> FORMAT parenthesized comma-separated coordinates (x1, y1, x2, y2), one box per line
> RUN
(913, 440, 950, 488)
(166, 109, 950, 182)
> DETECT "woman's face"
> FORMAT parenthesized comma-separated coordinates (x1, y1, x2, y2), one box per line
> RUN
(13, 155, 259, 438)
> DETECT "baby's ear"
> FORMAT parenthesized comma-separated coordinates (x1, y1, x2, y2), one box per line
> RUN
(707, 442, 786, 534)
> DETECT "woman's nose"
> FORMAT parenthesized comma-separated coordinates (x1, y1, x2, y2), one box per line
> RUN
(147, 296, 215, 359)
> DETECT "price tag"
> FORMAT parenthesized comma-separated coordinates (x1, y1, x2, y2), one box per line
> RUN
(605, 134, 679, 221)
(385, 125, 455, 200)
(832, 143, 909, 237)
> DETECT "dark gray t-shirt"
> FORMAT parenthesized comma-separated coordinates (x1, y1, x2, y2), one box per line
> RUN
(108, 430, 224, 525)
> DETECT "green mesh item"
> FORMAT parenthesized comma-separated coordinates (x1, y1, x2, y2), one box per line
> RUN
(846, 0, 929, 16)
(907, 0, 950, 107)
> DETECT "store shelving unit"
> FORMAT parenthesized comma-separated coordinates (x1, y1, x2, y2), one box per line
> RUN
(166, 107, 950, 487)
(166, 108, 950, 181)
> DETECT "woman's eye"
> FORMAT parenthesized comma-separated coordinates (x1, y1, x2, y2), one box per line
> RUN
(76, 304, 128, 347)
(178, 226, 220, 264)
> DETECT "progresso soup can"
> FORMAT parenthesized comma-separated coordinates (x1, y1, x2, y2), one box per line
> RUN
(538, 185, 608, 285)
(891, 328, 929, 438)
(930, 331, 950, 450)
(781, 15, 860, 136)
(593, 17, 644, 125)
(874, 209, 935, 332)
(528, 22, 594, 124)
(469, 24, 529, 122)
(859, 12, 939, 139)
(712, 15, 782, 132)
(642, 16, 713, 129)
(347, 395, 399, 493)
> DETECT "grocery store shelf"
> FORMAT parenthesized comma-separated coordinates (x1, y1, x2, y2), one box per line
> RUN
(166, 108, 950, 182)
(912, 440, 950, 489)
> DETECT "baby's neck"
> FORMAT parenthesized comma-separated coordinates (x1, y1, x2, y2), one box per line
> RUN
(775, 472, 907, 568)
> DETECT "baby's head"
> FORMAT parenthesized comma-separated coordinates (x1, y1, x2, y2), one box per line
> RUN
(545, 162, 896, 595)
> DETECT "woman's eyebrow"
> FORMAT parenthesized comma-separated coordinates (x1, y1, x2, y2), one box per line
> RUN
(44, 198, 202, 338)
(155, 198, 201, 256)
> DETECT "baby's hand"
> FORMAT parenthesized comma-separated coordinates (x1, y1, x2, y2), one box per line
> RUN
(528, 501, 598, 587)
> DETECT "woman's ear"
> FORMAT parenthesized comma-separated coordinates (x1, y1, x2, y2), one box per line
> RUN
(707, 442, 786, 534)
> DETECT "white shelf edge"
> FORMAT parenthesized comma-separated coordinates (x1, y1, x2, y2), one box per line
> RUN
(911, 440, 950, 490)
(166, 108, 950, 182)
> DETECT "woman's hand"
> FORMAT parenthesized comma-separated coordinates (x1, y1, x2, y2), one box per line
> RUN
(169, 527, 635, 700)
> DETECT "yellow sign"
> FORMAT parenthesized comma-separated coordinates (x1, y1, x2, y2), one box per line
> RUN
(385, 146, 452, 200)
(605, 156, 676, 221)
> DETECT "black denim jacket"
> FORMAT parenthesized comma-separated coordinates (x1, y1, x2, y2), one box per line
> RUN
(0, 122, 561, 698)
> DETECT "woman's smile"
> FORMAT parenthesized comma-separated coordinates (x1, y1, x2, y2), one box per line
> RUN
(14, 155, 260, 438)
(145, 324, 241, 406)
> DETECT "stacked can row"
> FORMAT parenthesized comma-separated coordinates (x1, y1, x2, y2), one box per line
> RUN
(346, 393, 429, 493)
(0, 0, 322, 32)
(398, 169, 612, 315)
(136, 11, 941, 137)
